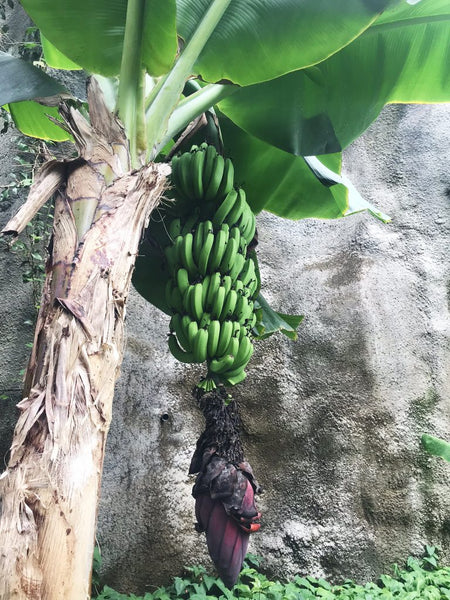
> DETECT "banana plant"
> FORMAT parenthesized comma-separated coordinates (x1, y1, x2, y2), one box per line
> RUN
(0, 0, 449, 597)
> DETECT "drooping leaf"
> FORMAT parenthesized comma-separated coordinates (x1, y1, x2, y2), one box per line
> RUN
(218, 0, 450, 156)
(303, 156, 391, 223)
(220, 115, 348, 219)
(8, 101, 72, 141)
(176, 0, 398, 86)
(253, 294, 304, 341)
(0, 51, 65, 105)
(132, 213, 172, 314)
(41, 33, 82, 70)
(421, 434, 450, 462)
(21, 0, 177, 77)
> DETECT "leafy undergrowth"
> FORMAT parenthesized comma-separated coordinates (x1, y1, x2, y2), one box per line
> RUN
(92, 546, 450, 600)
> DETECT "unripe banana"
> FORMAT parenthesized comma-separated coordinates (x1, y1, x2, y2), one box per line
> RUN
(191, 282, 204, 321)
(209, 353, 235, 374)
(180, 232, 197, 277)
(224, 188, 244, 227)
(168, 333, 196, 363)
(193, 328, 208, 363)
(205, 272, 221, 311)
(207, 320, 221, 358)
(229, 253, 245, 284)
(176, 268, 190, 295)
(192, 148, 205, 201)
(208, 226, 229, 272)
(220, 289, 238, 321)
(193, 221, 206, 265)
(204, 154, 225, 201)
(219, 237, 238, 275)
(170, 314, 190, 351)
(178, 151, 196, 199)
(202, 144, 218, 194)
(198, 231, 214, 276)
(212, 190, 238, 229)
(216, 157, 234, 201)
(211, 285, 226, 319)
(216, 320, 233, 357)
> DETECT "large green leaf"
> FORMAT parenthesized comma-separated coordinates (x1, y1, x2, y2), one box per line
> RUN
(8, 101, 72, 142)
(219, 115, 347, 219)
(218, 0, 450, 156)
(0, 51, 65, 105)
(176, 0, 399, 86)
(21, 0, 177, 77)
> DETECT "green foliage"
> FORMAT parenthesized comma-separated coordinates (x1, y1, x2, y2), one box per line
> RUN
(92, 548, 450, 600)
(0, 130, 52, 308)
(421, 434, 450, 463)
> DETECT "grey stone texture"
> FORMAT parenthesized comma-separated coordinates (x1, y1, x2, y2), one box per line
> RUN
(98, 104, 450, 591)
(0, 13, 448, 589)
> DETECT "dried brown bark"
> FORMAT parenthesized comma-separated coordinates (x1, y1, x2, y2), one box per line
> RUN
(0, 81, 169, 599)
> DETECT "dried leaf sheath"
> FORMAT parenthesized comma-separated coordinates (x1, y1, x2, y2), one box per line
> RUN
(0, 82, 170, 600)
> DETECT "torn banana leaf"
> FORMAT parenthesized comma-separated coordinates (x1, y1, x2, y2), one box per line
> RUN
(421, 434, 450, 463)
(253, 293, 303, 341)
(303, 155, 391, 223)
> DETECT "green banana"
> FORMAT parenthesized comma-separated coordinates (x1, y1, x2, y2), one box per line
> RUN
(224, 188, 244, 227)
(180, 232, 197, 277)
(178, 151, 196, 199)
(205, 272, 221, 311)
(224, 334, 239, 362)
(207, 320, 221, 358)
(202, 144, 218, 195)
(176, 268, 190, 295)
(193, 328, 208, 363)
(229, 253, 245, 284)
(191, 282, 204, 321)
(222, 370, 247, 386)
(220, 289, 238, 321)
(204, 154, 225, 201)
(198, 230, 214, 275)
(209, 353, 235, 374)
(187, 319, 199, 348)
(193, 221, 206, 265)
(199, 311, 211, 329)
(240, 257, 256, 288)
(170, 314, 191, 351)
(168, 333, 196, 363)
(192, 148, 205, 201)
(182, 284, 195, 315)
(216, 157, 234, 201)
(201, 274, 210, 307)
(208, 225, 229, 271)
(216, 320, 233, 357)
(219, 237, 238, 275)
(212, 190, 238, 229)
(211, 285, 226, 319)
(221, 275, 232, 298)
(231, 335, 254, 370)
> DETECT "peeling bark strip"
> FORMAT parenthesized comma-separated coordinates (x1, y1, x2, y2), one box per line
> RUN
(0, 80, 170, 600)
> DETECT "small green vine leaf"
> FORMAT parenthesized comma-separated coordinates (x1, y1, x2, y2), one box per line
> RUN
(253, 293, 303, 341)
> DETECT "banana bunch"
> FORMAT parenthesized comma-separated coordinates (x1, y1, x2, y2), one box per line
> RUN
(164, 144, 258, 388)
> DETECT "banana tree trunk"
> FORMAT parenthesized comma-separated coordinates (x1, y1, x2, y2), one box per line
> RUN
(0, 81, 169, 599)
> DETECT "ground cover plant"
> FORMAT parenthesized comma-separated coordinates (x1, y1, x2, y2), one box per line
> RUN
(92, 548, 450, 600)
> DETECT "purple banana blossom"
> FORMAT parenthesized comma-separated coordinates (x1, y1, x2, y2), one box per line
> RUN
(192, 453, 261, 588)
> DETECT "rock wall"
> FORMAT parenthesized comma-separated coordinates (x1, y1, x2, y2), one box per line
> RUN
(0, 12, 448, 591)
(97, 104, 450, 592)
